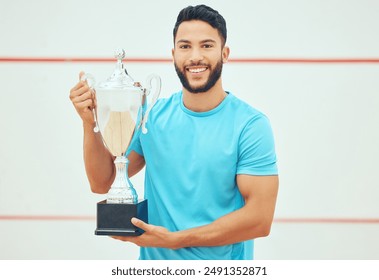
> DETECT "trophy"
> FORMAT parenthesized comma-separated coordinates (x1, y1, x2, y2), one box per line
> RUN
(83, 49, 161, 236)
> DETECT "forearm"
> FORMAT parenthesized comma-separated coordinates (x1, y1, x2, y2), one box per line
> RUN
(172, 174, 279, 249)
(83, 122, 115, 193)
(173, 203, 273, 249)
(113, 176, 278, 250)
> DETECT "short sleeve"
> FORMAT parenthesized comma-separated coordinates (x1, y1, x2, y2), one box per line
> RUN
(125, 127, 144, 157)
(237, 114, 278, 175)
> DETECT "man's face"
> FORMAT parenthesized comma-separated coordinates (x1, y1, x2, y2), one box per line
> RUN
(172, 20, 229, 94)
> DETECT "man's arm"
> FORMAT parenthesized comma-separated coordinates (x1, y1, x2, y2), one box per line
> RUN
(70, 72, 145, 194)
(83, 129, 145, 193)
(83, 124, 145, 193)
(82, 122, 115, 194)
(113, 174, 278, 249)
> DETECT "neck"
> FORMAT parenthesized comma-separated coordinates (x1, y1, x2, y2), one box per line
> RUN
(182, 82, 227, 112)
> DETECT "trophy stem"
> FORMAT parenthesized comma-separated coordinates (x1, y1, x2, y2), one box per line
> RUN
(106, 156, 138, 204)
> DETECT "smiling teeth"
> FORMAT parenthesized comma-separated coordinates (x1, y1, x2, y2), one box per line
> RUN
(188, 68, 207, 73)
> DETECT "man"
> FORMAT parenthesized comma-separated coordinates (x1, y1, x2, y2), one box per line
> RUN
(69, 4, 278, 260)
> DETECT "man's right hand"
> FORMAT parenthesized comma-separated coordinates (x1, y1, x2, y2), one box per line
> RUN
(69, 71, 96, 126)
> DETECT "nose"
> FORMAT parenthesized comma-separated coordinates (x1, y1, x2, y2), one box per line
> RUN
(189, 47, 204, 64)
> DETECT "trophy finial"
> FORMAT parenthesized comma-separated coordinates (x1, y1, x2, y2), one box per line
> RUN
(114, 48, 126, 60)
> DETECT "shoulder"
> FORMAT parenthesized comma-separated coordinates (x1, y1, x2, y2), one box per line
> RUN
(152, 91, 181, 113)
(226, 93, 270, 128)
(146, 91, 182, 126)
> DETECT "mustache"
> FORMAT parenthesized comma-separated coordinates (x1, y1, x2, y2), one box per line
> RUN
(185, 62, 209, 68)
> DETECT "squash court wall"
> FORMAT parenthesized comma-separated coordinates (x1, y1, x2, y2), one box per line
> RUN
(0, 0, 378, 259)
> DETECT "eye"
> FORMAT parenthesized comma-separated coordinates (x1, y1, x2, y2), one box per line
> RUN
(179, 44, 190, 49)
(202, 44, 214, 49)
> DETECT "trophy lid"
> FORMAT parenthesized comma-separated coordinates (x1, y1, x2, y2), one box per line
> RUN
(97, 49, 140, 90)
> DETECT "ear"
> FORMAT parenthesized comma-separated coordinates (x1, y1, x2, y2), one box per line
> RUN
(171, 48, 175, 61)
(222, 46, 230, 63)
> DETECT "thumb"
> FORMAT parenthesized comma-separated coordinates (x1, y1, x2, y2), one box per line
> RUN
(79, 71, 85, 81)
(131, 217, 151, 231)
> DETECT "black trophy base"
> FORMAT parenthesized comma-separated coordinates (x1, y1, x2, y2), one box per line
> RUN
(95, 199, 148, 236)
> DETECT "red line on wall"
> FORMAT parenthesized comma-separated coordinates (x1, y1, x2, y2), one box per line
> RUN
(1, 215, 379, 224)
(274, 218, 379, 224)
(231, 58, 379, 64)
(1, 57, 379, 64)
(0, 215, 95, 221)
(0, 57, 171, 63)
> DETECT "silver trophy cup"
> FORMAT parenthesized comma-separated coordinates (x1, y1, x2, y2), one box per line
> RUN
(83, 49, 160, 236)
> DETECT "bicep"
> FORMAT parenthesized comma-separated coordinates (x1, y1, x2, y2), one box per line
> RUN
(237, 174, 279, 220)
(128, 151, 145, 177)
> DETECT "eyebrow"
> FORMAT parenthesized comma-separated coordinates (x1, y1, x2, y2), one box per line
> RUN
(176, 39, 217, 45)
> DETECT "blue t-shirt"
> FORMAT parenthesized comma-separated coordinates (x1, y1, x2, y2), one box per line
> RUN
(129, 91, 277, 260)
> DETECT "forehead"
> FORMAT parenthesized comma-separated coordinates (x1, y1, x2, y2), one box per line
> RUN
(175, 20, 222, 44)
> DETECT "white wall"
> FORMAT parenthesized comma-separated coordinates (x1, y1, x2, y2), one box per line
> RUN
(0, 0, 378, 259)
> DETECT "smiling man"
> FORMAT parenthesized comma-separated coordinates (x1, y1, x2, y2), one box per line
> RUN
(173, 20, 227, 95)
(70, 4, 279, 260)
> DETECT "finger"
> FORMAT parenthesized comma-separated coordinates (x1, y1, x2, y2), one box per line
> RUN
(91, 88, 96, 100)
(71, 90, 93, 104)
(110, 235, 139, 245)
(83, 100, 95, 112)
(70, 82, 89, 98)
(70, 84, 91, 100)
(79, 71, 92, 86)
(73, 99, 94, 113)
(131, 217, 152, 232)
(78, 71, 90, 87)
(110, 235, 129, 241)
(79, 71, 85, 81)
(93, 93, 97, 108)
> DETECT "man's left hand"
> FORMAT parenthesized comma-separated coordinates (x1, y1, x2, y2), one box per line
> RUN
(111, 218, 180, 249)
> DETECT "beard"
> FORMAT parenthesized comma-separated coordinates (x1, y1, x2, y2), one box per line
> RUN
(174, 58, 223, 94)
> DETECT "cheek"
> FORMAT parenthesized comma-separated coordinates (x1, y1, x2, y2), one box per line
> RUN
(173, 55, 184, 67)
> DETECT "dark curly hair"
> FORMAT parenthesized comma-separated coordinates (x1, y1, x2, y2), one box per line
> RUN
(173, 5, 227, 46)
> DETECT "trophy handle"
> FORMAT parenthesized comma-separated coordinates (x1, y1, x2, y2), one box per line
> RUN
(141, 74, 161, 134)
(81, 73, 100, 133)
